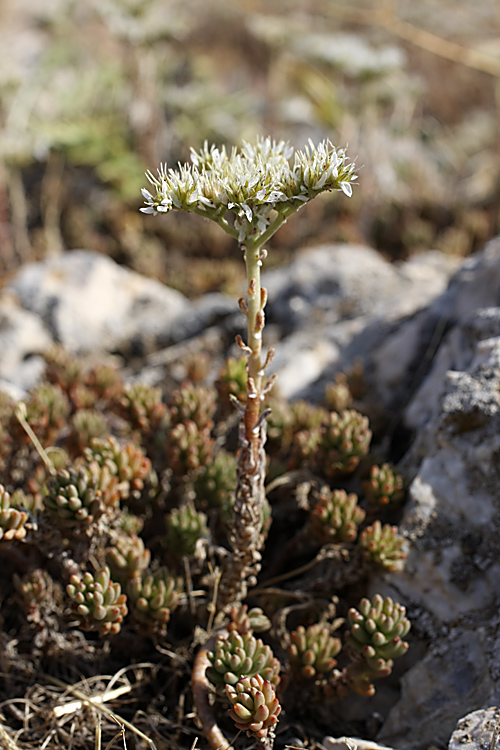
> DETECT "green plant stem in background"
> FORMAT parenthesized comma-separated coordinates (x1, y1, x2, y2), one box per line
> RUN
(141, 136, 356, 608)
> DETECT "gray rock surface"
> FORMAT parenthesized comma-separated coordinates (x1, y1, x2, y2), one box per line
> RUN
(265, 243, 458, 333)
(264, 243, 459, 399)
(8, 249, 191, 355)
(0, 292, 52, 392)
(369, 240, 500, 749)
(323, 737, 395, 750)
(448, 707, 500, 750)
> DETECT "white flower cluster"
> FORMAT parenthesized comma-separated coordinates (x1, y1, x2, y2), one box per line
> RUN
(140, 136, 356, 242)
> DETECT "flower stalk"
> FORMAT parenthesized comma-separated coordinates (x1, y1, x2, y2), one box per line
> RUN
(140, 136, 357, 608)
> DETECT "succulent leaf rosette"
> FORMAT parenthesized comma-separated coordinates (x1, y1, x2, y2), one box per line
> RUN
(206, 631, 280, 695)
(362, 463, 405, 506)
(127, 568, 181, 635)
(0, 484, 28, 541)
(226, 674, 281, 739)
(66, 566, 127, 636)
(12, 383, 70, 446)
(169, 382, 217, 432)
(165, 503, 209, 559)
(310, 487, 365, 543)
(115, 382, 167, 436)
(44, 466, 104, 528)
(215, 356, 248, 411)
(193, 450, 237, 518)
(319, 409, 372, 477)
(345, 595, 410, 680)
(288, 624, 341, 679)
(228, 604, 271, 636)
(84, 435, 152, 500)
(106, 533, 151, 582)
(166, 420, 214, 477)
(359, 520, 407, 571)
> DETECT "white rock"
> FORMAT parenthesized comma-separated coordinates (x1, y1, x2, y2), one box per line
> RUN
(264, 243, 458, 399)
(323, 737, 395, 750)
(378, 628, 496, 750)
(8, 249, 189, 355)
(448, 707, 500, 750)
(0, 292, 52, 393)
(372, 301, 500, 746)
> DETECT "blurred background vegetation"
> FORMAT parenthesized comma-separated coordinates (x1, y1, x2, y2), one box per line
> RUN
(1, 0, 499, 297)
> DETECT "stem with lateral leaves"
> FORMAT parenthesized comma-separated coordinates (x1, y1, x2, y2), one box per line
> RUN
(217, 219, 288, 609)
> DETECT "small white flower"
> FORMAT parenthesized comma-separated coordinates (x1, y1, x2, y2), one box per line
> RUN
(241, 204, 253, 222)
(198, 196, 216, 208)
(257, 216, 269, 233)
(313, 172, 328, 190)
(238, 223, 246, 243)
(140, 136, 356, 241)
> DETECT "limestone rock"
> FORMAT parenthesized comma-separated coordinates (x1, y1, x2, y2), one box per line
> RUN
(8, 249, 190, 356)
(448, 707, 500, 750)
(0, 292, 52, 393)
(323, 736, 395, 750)
(265, 243, 458, 399)
(370, 240, 500, 748)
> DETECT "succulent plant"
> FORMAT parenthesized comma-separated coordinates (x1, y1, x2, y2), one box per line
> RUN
(318, 409, 372, 477)
(66, 566, 128, 636)
(69, 409, 110, 453)
(106, 533, 151, 581)
(324, 375, 353, 413)
(362, 463, 405, 507)
(206, 631, 281, 695)
(226, 674, 281, 739)
(288, 624, 342, 679)
(288, 425, 323, 470)
(11, 383, 70, 447)
(127, 568, 181, 635)
(166, 420, 214, 477)
(215, 356, 248, 412)
(27, 454, 69, 511)
(193, 450, 236, 514)
(228, 604, 271, 636)
(169, 382, 217, 432)
(0, 485, 29, 541)
(114, 382, 167, 437)
(44, 345, 85, 400)
(359, 520, 407, 571)
(14, 569, 58, 619)
(84, 362, 124, 402)
(344, 594, 410, 693)
(84, 435, 152, 501)
(43, 466, 105, 529)
(118, 512, 144, 536)
(11, 487, 42, 515)
(265, 397, 293, 448)
(310, 487, 366, 543)
(84, 459, 123, 511)
(165, 503, 209, 559)
(291, 400, 329, 432)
